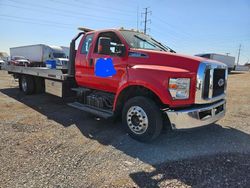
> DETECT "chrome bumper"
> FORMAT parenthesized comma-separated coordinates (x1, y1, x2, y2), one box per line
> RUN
(166, 100, 226, 129)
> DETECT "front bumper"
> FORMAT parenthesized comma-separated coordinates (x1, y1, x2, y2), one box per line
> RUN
(166, 100, 226, 129)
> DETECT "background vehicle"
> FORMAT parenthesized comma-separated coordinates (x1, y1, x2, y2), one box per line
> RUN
(8, 56, 31, 67)
(195, 53, 235, 72)
(0, 52, 9, 60)
(3, 28, 228, 142)
(10, 44, 69, 69)
(60, 46, 70, 58)
(0, 59, 5, 70)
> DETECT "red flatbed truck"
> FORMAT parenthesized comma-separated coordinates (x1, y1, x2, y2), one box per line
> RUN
(3, 27, 228, 142)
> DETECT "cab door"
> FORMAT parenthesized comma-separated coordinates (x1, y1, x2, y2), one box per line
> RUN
(75, 33, 94, 87)
(90, 31, 128, 93)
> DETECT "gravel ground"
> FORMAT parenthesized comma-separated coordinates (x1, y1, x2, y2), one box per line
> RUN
(0, 70, 250, 187)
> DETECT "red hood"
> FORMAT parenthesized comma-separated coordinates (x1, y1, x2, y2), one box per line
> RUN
(128, 49, 208, 73)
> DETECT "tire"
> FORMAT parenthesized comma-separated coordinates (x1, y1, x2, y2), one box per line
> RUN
(18, 76, 22, 91)
(122, 96, 163, 142)
(35, 77, 45, 93)
(20, 75, 35, 95)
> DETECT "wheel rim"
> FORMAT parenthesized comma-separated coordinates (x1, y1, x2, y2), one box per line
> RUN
(126, 106, 149, 135)
(21, 77, 27, 92)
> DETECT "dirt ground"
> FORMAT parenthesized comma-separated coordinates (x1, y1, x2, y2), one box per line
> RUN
(0, 70, 250, 188)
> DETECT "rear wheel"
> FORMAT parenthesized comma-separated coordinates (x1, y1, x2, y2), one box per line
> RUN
(35, 77, 45, 93)
(122, 96, 163, 142)
(18, 76, 22, 91)
(20, 75, 35, 95)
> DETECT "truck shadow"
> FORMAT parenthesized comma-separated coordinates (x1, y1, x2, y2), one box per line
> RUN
(129, 152, 250, 187)
(1, 87, 250, 187)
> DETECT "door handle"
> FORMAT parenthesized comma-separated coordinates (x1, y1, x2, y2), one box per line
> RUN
(89, 58, 93, 66)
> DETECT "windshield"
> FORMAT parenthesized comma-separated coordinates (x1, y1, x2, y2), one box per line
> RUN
(120, 30, 175, 52)
(53, 52, 66, 58)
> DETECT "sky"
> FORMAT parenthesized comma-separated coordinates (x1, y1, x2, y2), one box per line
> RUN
(0, 0, 249, 64)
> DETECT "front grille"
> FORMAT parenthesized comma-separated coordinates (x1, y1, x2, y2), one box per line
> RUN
(203, 69, 210, 98)
(202, 68, 226, 99)
(195, 62, 227, 104)
(213, 69, 226, 97)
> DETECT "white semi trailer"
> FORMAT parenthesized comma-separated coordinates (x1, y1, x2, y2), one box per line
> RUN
(10, 44, 69, 69)
(195, 53, 235, 72)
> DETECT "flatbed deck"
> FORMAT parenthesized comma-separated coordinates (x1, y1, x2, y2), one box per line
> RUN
(3, 65, 70, 81)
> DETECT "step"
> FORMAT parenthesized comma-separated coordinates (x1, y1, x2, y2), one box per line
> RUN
(68, 102, 113, 119)
(71, 87, 90, 92)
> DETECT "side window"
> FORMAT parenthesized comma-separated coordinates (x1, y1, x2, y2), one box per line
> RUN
(94, 32, 122, 56)
(81, 34, 94, 54)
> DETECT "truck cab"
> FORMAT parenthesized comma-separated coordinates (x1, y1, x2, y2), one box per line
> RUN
(48, 46, 69, 69)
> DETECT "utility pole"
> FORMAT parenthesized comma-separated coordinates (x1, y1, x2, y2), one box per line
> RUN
(141, 7, 151, 34)
(136, 6, 139, 31)
(236, 44, 241, 66)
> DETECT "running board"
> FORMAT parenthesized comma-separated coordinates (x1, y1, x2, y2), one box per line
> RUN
(68, 102, 113, 119)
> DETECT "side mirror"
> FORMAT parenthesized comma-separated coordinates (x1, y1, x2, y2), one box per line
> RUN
(116, 44, 126, 56)
(98, 37, 111, 55)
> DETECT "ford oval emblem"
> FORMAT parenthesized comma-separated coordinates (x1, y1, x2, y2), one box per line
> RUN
(218, 79, 224, 87)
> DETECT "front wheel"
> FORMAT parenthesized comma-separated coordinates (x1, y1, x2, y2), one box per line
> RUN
(122, 96, 163, 142)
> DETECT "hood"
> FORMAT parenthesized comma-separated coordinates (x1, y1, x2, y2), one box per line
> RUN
(128, 49, 217, 73)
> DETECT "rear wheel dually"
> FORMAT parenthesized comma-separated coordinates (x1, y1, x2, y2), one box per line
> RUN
(20, 75, 35, 95)
(122, 96, 163, 142)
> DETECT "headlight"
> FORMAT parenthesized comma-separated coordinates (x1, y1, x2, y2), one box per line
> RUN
(168, 78, 190, 99)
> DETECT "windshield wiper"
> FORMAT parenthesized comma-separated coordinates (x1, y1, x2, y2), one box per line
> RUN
(150, 37, 176, 53)
(134, 35, 162, 50)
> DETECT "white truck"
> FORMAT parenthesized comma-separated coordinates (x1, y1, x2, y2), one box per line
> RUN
(60, 46, 70, 58)
(0, 52, 9, 70)
(10, 44, 69, 69)
(195, 53, 235, 73)
(0, 52, 9, 61)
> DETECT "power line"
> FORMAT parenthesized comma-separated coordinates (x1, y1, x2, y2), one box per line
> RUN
(52, 0, 136, 14)
(1, 3, 130, 25)
(49, 0, 135, 16)
(0, 16, 73, 29)
(141, 7, 151, 34)
(0, 14, 74, 27)
(152, 15, 192, 39)
(4, 0, 130, 23)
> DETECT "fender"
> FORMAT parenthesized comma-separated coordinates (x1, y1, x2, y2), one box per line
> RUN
(113, 82, 163, 111)
(113, 64, 196, 111)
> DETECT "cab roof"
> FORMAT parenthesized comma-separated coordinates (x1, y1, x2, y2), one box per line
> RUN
(78, 27, 145, 34)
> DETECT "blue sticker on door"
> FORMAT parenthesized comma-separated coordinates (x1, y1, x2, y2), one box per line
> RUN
(95, 58, 116, 77)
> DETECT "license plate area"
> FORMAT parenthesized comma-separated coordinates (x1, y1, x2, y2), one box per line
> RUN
(199, 109, 212, 120)
(215, 104, 224, 115)
(198, 103, 224, 120)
